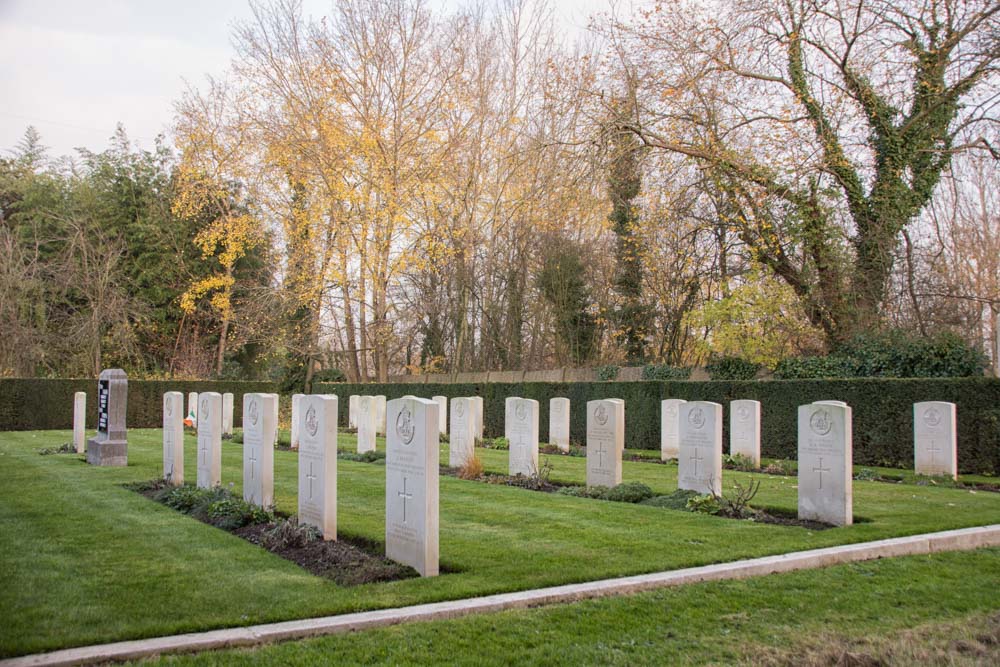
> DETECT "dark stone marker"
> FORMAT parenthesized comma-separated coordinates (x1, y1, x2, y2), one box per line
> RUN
(87, 368, 128, 467)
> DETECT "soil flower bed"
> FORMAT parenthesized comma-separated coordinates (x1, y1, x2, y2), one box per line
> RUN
(126, 479, 417, 586)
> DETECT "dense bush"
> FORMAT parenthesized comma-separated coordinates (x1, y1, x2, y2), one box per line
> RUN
(595, 365, 620, 381)
(153, 483, 274, 529)
(205, 498, 274, 530)
(706, 356, 761, 381)
(641, 364, 691, 380)
(603, 481, 656, 503)
(558, 482, 655, 503)
(773, 330, 988, 379)
(639, 489, 700, 510)
(723, 453, 757, 472)
(339, 450, 385, 463)
(839, 330, 988, 377)
(772, 356, 856, 379)
(261, 519, 321, 550)
(312, 368, 346, 384)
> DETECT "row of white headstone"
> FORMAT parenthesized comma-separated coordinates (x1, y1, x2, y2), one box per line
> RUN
(660, 398, 759, 463)
(657, 397, 957, 479)
(177, 392, 237, 436)
(157, 392, 959, 561)
(70, 390, 238, 454)
(493, 396, 959, 527)
(162, 391, 440, 577)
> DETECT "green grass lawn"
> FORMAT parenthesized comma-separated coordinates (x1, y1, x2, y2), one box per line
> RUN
(2, 427, 999, 658)
(146, 547, 1000, 666)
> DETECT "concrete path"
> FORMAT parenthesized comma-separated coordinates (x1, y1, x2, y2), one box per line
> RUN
(5, 524, 999, 667)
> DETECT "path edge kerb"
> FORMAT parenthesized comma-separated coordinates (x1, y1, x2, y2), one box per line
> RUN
(6, 524, 1000, 667)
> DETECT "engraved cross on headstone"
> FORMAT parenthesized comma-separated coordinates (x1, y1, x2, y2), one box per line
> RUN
(928, 440, 942, 466)
(690, 447, 704, 477)
(249, 448, 257, 480)
(166, 431, 174, 475)
(517, 439, 529, 464)
(305, 461, 317, 500)
(814, 457, 831, 490)
(200, 442, 207, 466)
(596, 441, 608, 469)
(398, 476, 414, 523)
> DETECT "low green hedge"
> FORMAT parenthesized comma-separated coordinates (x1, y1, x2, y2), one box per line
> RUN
(316, 378, 1000, 474)
(0, 378, 278, 432)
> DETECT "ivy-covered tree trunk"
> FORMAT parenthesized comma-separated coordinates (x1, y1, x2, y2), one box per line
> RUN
(615, 0, 999, 349)
(608, 127, 651, 362)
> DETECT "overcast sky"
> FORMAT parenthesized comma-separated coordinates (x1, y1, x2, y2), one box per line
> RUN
(0, 0, 609, 160)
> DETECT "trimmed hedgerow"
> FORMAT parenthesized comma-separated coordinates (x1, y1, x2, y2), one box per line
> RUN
(641, 364, 691, 380)
(0, 378, 278, 432)
(315, 377, 1000, 474)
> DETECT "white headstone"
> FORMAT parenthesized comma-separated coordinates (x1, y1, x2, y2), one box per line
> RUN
(729, 399, 761, 466)
(506, 398, 539, 476)
(586, 399, 624, 487)
(265, 393, 280, 443)
(678, 401, 723, 496)
(375, 395, 387, 435)
(449, 397, 475, 467)
(798, 401, 853, 526)
(914, 401, 957, 480)
(196, 392, 222, 489)
(549, 397, 570, 452)
(471, 396, 484, 441)
(432, 396, 447, 435)
(163, 391, 184, 485)
(357, 395, 377, 453)
(290, 394, 304, 449)
(348, 394, 359, 429)
(385, 397, 439, 577)
(187, 392, 198, 424)
(222, 393, 234, 436)
(243, 393, 276, 507)
(504, 396, 520, 434)
(299, 394, 338, 539)
(73, 391, 86, 453)
(660, 399, 686, 460)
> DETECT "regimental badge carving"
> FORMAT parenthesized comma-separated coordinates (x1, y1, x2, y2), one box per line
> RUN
(737, 405, 750, 421)
(515, 402, 528, 422)
(166, 399, 173, 417)
(396, 405, 415, 445)
(923, 407, 942, 428)
(200, 398, 209, 420)
(666, 405, 678, 419)
(305, 403, 319, 437)
(809, 408, 833, 436)
(594, 403, 609, 426)
(248, 398, 259, 427)
(688, 407, 705, 429)
(455, 401, 465, 418)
